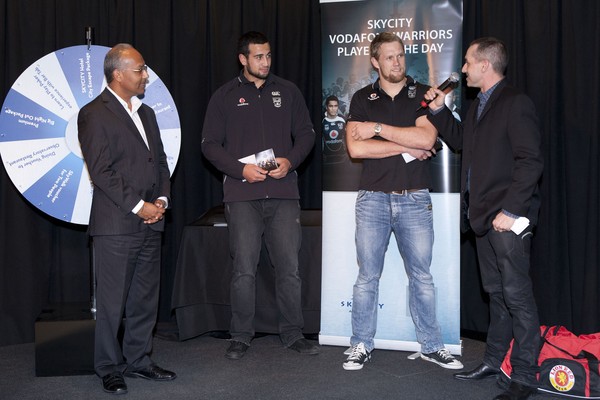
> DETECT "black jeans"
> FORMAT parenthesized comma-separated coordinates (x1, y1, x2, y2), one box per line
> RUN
(476, 228, 540, 387)
(225, 199, 304, 346)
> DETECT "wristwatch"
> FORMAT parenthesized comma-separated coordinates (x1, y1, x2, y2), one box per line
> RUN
(373, 122, 382, 136)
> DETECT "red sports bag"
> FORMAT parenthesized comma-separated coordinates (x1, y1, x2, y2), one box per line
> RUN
(501, 326, 600, 398)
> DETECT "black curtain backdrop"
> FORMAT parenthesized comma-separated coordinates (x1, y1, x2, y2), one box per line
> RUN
(0, 0, 598, 346)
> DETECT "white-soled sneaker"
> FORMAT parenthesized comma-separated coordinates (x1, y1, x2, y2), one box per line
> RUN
(343, 342, 371, 371)
(421, 348, 464, 369)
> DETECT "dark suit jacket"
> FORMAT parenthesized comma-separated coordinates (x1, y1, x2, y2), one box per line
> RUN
(428, 79, 543, 236)
(78, 89, 171, 236)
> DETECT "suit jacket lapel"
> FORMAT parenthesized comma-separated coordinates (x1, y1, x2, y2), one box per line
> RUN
(476, 79, 507, 123)
(102, 90, 149, 150)
(138, 106, 157, 155)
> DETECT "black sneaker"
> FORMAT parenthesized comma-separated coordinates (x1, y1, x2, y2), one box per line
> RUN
(288, 338, 320, 355)
(421, 348, 464, 369)
(343, 343, 371, 370)
(225, 341, 249, 360)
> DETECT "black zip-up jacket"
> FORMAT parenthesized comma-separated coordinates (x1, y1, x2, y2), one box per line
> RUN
(202, 71, 315, 202)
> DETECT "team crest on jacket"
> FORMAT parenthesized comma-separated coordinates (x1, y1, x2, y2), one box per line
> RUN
(368, 92, 379, 101)
(272, 95, 282, 108)
(237, 97, 249, 107)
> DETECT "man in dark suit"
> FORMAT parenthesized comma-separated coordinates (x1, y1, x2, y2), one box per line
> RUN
(78, 43, 176, 395)
(425, 37, 543, 400)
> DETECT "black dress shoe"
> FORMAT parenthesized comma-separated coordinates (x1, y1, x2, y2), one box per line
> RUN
(288, 338, 320, 355)
(125, 365, 177, 381)
(493, 381, 537, 400)
(225, 341, 249, 360)
(454, 363, 500, 380)
(102, 372, 128, 395)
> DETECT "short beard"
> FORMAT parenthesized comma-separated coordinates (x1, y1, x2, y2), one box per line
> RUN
(246, 66, 269, 80)
(386, 71, 406, 84)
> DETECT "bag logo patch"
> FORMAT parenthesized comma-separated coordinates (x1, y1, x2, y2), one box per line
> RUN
(550, 364, 575, 392)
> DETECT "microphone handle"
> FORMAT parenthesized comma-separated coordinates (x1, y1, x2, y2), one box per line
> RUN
(417, 79, 457, 110)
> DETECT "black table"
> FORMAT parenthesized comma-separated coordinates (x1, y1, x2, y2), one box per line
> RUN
(171, 207, 322, 341)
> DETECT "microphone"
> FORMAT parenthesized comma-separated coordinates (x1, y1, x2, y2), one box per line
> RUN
(417, 72, 460, 111)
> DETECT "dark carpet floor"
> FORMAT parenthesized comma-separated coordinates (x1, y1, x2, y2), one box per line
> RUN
(0, 333, 563, 400)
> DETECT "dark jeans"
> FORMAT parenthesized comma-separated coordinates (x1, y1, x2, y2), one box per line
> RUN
(476, 228, 540, 387)
(225, 199, 304, 346)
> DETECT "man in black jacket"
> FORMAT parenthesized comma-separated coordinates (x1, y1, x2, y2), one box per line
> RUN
(425, 37, 543, 400)
(201, 31, 318, 360)
(78, 43, 176, 394)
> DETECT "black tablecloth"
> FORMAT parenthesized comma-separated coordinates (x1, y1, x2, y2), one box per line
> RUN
(171, 208, 322, 341)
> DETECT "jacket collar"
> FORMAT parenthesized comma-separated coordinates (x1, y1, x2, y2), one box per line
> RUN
(100, 89, 152, 151)
(237, 69, 276, 88)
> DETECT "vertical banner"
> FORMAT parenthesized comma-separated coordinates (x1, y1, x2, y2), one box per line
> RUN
(319, 0, 463, 354)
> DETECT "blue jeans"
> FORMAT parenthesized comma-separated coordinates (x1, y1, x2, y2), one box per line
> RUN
(225, 199, 304, 347)
(351, 190, 444, 354)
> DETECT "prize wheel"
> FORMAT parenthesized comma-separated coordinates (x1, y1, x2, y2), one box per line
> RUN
(0, 45, 181, 224)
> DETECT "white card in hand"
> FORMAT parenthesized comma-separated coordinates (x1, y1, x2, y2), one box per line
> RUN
(510, 217, 530, 235)
(402, 153, 416, 163)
